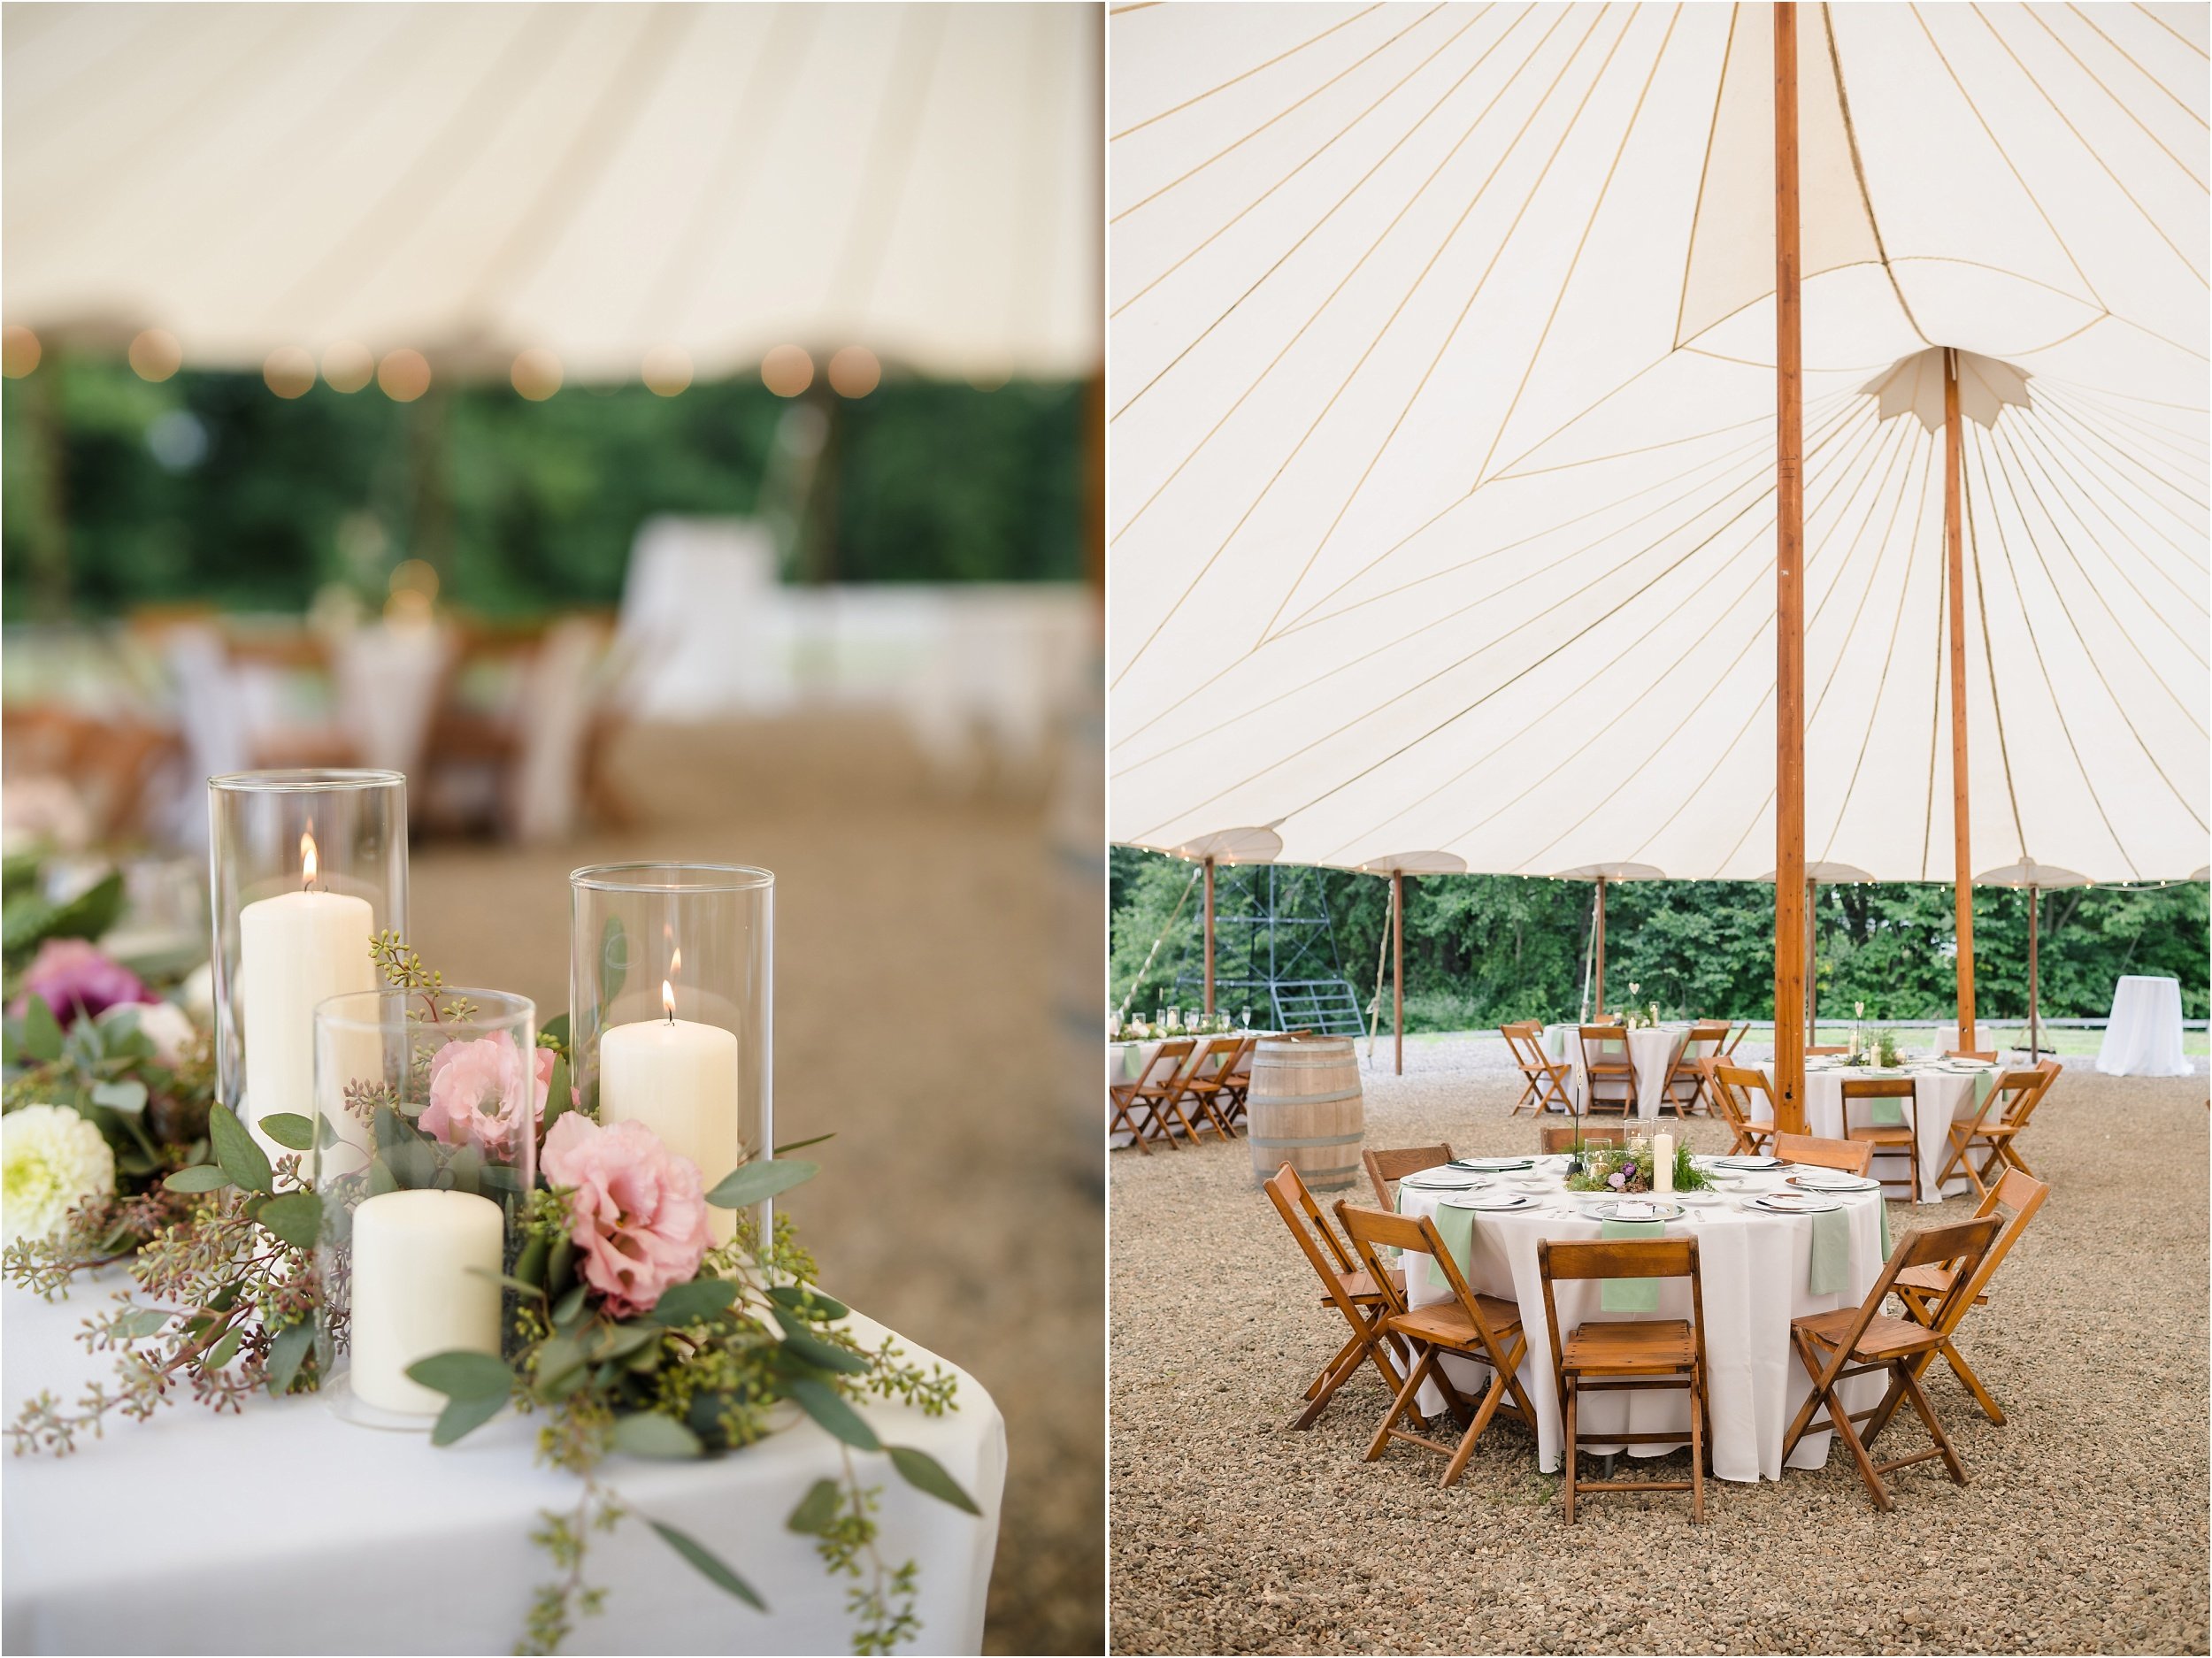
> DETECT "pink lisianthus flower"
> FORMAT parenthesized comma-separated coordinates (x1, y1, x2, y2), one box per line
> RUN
(540, 1113, 711, 1317)
(419, 1032, 552, 1159)
(14, 939, 152, 1027)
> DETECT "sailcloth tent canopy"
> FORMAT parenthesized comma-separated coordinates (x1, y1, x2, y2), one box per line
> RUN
(1108, 1, 2208, 883)
(2, 2, 1099, 381)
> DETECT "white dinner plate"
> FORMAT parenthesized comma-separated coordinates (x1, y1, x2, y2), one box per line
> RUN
(1402, 1169, 1486, 1191)
(1674, 1191, 1725, 1206)
(1714, 1155, 1781, 1170)
(1790, 1171, 1880, 1192)
(1749, 1193, 1843, 1214)
(1444, 1191, 1535, 1212)
(1463, 1156, 1535, 1171)
(1591, 1200, 1684, 1223)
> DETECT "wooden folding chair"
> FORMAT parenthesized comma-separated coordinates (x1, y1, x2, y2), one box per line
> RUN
(1502, 1022, 1574, 1116)
(1840, 1076, 1920, 1201)
(1178, 1036, 1249, 1140)
(1129, 1038, 1200, 1146)
(1781, 1215, 2002, 1510)
(1705, 1062, 1779, 1157)
(1944, 1048, 1999, 1062)
(1722, 1022, 1751, 1055)
(1109, 1041, 1188, 1154)
(1263, 1164, 1411, 1431)
(1538, 1235, 1712, 1524)
(1576, 1025, 1639, 1116)
(1336, 1201, 1536, 1488)
(1540, 1124, 1625, 1154)
(1363, 1142, 1455, 1209)
(1216, 1038, 1257, 1128)
(1659, 1021, 1729, 1117)
(1930, 1069, 2041, 1199)
(1772, 1132, 1874, 1177)
(1882, 1168, 2049, 1427)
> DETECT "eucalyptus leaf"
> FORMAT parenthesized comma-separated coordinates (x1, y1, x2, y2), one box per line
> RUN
(770, 1132, 837, 1155)
(204, 1326, 242, 1370)
(786, 1478, 842, 1536)
(164, 1163, 231, 1194)
(887, 1445, 983, 1516)
(539, 1013, 571, 1050)
(209, 1103, 273, 1194)
(257, 1112, 316, 1152)
(367, 1157, 398, 1197)
(703, 1158, 818, 1210)
(266, 1320, 315, 1394)
(591, 1322, 665, 1362)
(611, 1411, 703, 1459)
(648, 1520, 765, 1611)
(407, 1350, 515, 1401)
(432, 1390, 509, 1447)
(534, 1332, 588, 1392)
(551, 1284, 588, 1328)
(19, 995, 63, 1063)
(111, 1308, 170, 1339)
(541, 1055, 572, 1136)
(772, 1311, 870, 1376)
(767, 1283, 849, 1321)
(511, 1232, 550, 1291)
(648, 1278, 739, 1326)
(88, 1078, 148, 1115)
(787, 1377, 880, 1452)
(256, 1191, 323, 1249)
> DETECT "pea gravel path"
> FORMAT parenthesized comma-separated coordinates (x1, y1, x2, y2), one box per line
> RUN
(1109, 1038, 2208, 1655)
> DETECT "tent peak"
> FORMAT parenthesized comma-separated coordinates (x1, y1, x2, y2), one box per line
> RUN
(1863, 349, 2032, 433)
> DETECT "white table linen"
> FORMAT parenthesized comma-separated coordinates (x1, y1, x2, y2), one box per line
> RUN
(1395, 1170, 1887, 1483)
(2, 1281, 1003, 1656)
(2096, 976, 2191, 1077)
(1541, 1025, 1694, 1120)
(1748, 1060, 1993, 1202)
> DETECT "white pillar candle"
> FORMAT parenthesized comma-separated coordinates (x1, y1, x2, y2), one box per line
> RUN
(241, 886, 376, 1153)
(348, 1188, 503, 1416)
(1654, 1132, 1675, 1194)
(599, 1013, 741, 1244)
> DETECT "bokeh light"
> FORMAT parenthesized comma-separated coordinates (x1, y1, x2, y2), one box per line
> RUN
(128, 329, 181, 382)
(2, 325, 41, 378)
(322, 341, 374, 393)
(264, 345, 317, 399)
(761, 344, 814, 397)
(388, 558, 440, 601)
(828, 345, 880, 399)
(511, 347, 562, 401)
(378, 349, 432, 402)
(642, 345, 692, 397)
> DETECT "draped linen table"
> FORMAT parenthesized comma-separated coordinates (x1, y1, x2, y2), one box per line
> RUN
(1107, 1030, 1264, 1146)
(1540, 1025, 1696, 1120)
(2096, 976, 2190, 1077)
(1749, 1059, 1994, 1201)
(2, 1280, 1004, 1655)
(1394, 1170, 1887, 1483)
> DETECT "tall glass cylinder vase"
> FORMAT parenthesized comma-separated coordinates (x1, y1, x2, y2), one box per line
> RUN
(209, 770, 407, 1155)
(570, 864, 772, 1246)
(311, 986, 537, 1429)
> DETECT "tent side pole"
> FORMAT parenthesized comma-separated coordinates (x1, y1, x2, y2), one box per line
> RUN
(1945, 349, 1979, 1055)
(1392, 871, 1404, 1077)
(2028, 884, 2039, 1062)
(1202, 858, 1216, 1015)
(1594, 877, 1608, 1017)
(1771, 0, 1809, 1135)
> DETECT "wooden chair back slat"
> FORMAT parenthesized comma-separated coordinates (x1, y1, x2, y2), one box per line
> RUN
(1773, 1132, 1874, 1176)
(1363, 1143, 1455, 1209)
(1540, 1124, 1625, 1153)
(1539, 1236, 1697, 1280)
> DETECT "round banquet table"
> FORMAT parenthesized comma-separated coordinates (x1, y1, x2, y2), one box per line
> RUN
(1540, 1024, 1698, 1120)
(2095, 976, 2191, 1078)
(1748, 1057, 1996, 1202)
(1394, 1163, 1890, 1483)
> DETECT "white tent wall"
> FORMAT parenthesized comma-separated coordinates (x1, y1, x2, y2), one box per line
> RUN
(1107, 2, 2208, 884)
(3, 2, 1100, 381)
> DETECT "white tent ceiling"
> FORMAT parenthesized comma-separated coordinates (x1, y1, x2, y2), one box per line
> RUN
(2, 2, 1098, 381)
(1108, 1, 2208, 884)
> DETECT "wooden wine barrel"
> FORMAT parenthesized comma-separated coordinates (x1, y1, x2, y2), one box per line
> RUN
(1247, 1034, 1364, 1191)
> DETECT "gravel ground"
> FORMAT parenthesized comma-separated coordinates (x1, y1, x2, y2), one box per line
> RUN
(1109, 1036, 2208, 1656)
(409, 715, 1103, 1656)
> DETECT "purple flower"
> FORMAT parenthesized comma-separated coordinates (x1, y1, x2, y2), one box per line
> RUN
(15, 940, 152, 1027)
(1608, 1170, 1628, 1190)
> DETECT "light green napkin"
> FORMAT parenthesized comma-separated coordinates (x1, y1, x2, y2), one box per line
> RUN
(1431, 1200, 1479, 1274)
(1807, 1206, 1850, 1294)
(1544, 1026, 1566, 1060)
(1867, 1091, 1908, 1127)
(1878, 1194, 1892, 1261)
(1599, 1217, 1663, 1311)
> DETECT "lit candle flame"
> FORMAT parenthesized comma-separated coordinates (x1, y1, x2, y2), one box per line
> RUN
(300, 826, 319, 890)
(663, 979, 675, 1024)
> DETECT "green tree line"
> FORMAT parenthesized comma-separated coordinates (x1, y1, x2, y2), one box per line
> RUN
(1110, 848, 2209, 1028)
(4, 357, 1084, 620)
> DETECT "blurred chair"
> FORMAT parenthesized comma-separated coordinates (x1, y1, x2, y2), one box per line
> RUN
(1771, 1132, 1873, 1176)
(0, 705, 180, 846)
(1361, 1142, 1455, 1208)
(1540, 1124, 1625, 1153)
(1577, 1025, 1638, 1115)
(1502, 1021, 1573, 1116)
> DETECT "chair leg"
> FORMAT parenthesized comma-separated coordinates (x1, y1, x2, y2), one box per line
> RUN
(1562, 1380, 1578, 1524)
(1440, 1364, 1514, 1490)
(1306, 1329, 1364, 1400)
(1293, 1332, 1370, 1431)
(1936, 1336, 2003, 1424)
(1367, 1347, 1435, 1462)
(1826, 1377, 1895, 1511)
(1688, 1372, 1705, 1524)
(1897, 1358, 1969, 1485)
(1108, 1101, 1150, 1154)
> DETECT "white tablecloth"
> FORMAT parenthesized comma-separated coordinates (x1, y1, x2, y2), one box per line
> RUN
(1749, 1060, 1993, 1202)
(1541, 1025, 1697, 1120)
(1396, 1169, 1887, 1482)
(2096, 976, 2191, 1077)
(2, 1280, 1003, 1655)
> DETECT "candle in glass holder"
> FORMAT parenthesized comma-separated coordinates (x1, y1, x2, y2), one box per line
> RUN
(599, 978, 741, 1244)
(1654, 1132, 1675, 1194)
(241, 829, 375, 1149)
(349, 1188, 503, 1415)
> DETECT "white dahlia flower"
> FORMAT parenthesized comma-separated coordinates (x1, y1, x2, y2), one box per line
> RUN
(2, 1105, 117, 1244)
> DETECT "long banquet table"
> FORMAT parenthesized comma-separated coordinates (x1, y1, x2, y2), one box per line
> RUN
(1748, 1056, 1997, 1201)
(2, 1278, 1004, 1655)
(1394, 1161, 1890, 1483)
(1107, 1029, 1263, 1146)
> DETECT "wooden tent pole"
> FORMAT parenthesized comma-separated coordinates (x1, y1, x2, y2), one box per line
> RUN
(1202, 858, 1216, 1015)
(1392, 871, 1405, 1076)
(1945, 349, 1979, 1054)
(1771, 0, 1809, 1134)
(1594, 877, 1608, 1017)
(2028, 884, 2040, 1062)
